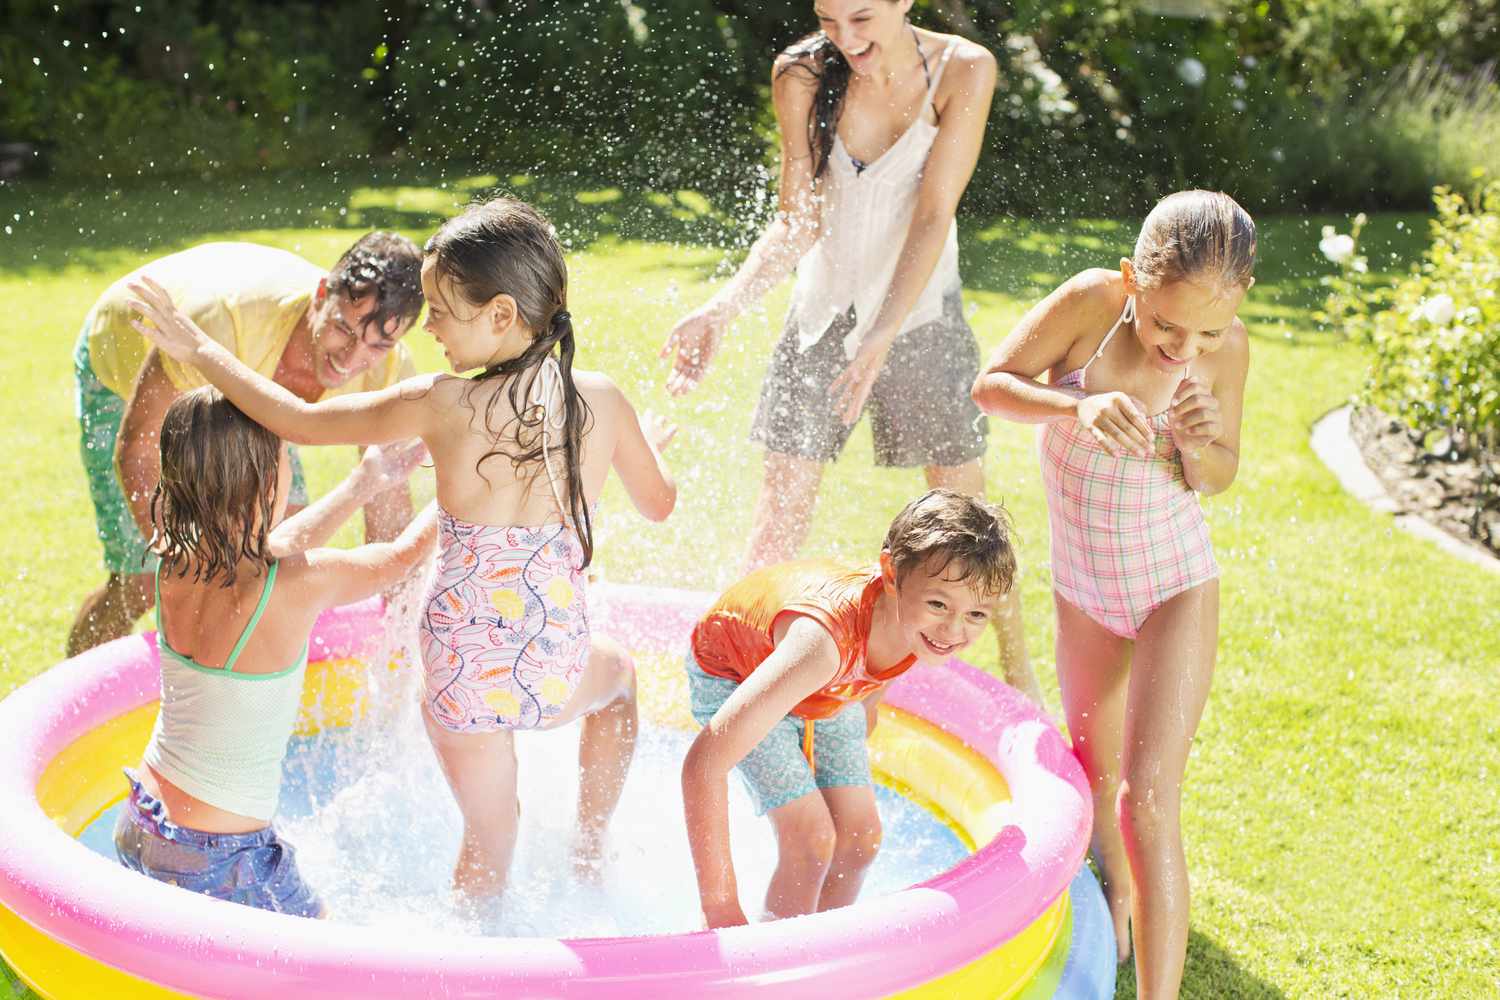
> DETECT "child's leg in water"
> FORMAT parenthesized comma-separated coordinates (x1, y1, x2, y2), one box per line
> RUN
(814, 785, 882, 911)
(422, 707, 520, 900)
(1118, 581, 1217, 1000)
(547, 634, 639, 879)
(765, 792, 839, 920)
(1053, 593, 1134, 964)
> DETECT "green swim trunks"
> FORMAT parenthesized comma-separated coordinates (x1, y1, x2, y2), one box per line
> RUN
(73, 325, 308, 575)
(686, 654, 873, 816)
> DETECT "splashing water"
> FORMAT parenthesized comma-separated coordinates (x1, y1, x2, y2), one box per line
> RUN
(78, 645, 968, 938)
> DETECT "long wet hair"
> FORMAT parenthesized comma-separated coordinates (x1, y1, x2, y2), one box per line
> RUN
(151, 386, 282, 586)
(423, 198, 595, 566)
(777, 31, 852, 180)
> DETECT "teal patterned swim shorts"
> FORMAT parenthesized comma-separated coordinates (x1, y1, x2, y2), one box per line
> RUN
(73, 324, 307, 574)
(686, 653, 872, 816)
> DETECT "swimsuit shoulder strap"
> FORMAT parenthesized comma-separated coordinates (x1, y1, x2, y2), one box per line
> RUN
(1080, 295, 1135, 376)
(221, 561, 279, 674)
(926, 38, 961, 106)
(527, 355, 572, 526)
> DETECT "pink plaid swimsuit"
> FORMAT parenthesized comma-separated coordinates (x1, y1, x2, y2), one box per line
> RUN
(1039, 299, 1219, 639)
(419, 358, 594, 733)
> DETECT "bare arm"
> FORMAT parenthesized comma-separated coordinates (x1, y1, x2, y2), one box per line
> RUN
(681, 615, 840, 928)
(1172, 324, 1248, 495)
(299, 501, 439, 611)
(971, 270, 1155, 457)
(128, 275, 435, 447)
(829, 45, 998, 423)
(114, 351, 183, 541)
(269, 440, 427, 557)
(359, 460, 415, 543)
(602, 379, 677, 523)
(661, 56, 821, 395)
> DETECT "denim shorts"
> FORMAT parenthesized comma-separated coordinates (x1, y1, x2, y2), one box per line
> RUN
(748, 288, 988, 467)
(686, 656, 872, 816)
(112, 770, 322, 918)
(74, 324, 308, 575)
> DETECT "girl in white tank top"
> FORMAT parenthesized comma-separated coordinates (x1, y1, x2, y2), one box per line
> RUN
(114, 385, 437, 918)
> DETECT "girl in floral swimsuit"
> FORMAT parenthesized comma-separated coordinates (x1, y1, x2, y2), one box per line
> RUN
(131, 197, 678, 902)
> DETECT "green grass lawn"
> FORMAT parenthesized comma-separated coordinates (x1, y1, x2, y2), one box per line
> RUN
(1, 169, 1496, 999)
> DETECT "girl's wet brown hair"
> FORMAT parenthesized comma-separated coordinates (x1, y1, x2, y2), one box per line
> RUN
(423, 197, 596, 566)
(1132, 190, 1258, 293)
(882, 488, 1017, 597)
(150, 386, 282, 586)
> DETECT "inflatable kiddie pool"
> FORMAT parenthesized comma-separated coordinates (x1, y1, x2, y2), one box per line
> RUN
(0, 583, 1114, 998)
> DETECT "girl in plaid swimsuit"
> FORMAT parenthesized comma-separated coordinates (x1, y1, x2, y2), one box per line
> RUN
(973, 190, 1257, 999)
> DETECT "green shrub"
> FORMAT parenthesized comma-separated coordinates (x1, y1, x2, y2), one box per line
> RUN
(1361, 177, 1500, 451)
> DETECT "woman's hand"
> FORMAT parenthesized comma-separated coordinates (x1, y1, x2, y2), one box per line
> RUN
(126, 276, 210, 364)
(829, 334, 894, 426)
(1167, 376, 1222, 457)
(661, 307, 728, 397)
(1075, 392, 1153, 457)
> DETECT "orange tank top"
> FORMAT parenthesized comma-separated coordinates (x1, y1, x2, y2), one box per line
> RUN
(690, 560, 917, 721)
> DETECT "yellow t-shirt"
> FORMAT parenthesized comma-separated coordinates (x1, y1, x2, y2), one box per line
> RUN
(86, 242, 415, 398)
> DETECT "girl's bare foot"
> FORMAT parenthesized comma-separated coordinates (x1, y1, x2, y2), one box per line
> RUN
(570, 828, 606, 884)
(1100, 866, 1134, 963)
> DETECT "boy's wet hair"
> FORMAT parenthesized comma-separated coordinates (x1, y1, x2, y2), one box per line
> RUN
(327, 231, 424, 339)
(882, 489, 1017, 597)
(1133, 190, 1257, 292)
(150, 386, 282, 586)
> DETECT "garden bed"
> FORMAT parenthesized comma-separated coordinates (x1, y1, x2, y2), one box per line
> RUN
(1350, 405, 1499, 560)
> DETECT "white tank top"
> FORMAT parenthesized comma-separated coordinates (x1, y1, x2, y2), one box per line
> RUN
(142, 561, 307, 823)
(788, 38, 963, 359)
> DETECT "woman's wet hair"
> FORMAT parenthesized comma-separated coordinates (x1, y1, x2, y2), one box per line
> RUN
(423, 198, 596, 566)
(777, 28, 854, 181)
(327, 231, 425, 340)
(883, 489, 1017, 597)
(1132, 190, 1258, 292)
(151, 386, 282, 586)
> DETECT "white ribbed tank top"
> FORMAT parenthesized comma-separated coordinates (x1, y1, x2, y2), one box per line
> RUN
(142, 561, 307, 822)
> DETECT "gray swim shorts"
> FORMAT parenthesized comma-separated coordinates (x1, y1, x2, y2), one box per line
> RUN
(749, 288, 989, 467)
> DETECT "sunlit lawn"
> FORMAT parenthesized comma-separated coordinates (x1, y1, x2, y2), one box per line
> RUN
(0, 168, 1495, 999)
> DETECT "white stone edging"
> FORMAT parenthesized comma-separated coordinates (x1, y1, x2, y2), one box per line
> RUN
(1311, 405, 1499, 575)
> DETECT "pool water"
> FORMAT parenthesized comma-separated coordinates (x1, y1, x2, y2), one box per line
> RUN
(80, 705, 968, 938)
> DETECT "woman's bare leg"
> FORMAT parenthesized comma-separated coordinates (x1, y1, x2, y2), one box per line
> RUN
(1054, 592, 1134, 963)
(742, 451, 825, 575)
(1118, 581, 1218, 1000)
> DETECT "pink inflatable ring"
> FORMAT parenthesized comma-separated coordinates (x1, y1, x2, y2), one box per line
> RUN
(0, 583, 1108, 998)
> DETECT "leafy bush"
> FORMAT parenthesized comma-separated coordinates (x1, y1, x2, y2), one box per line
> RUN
(1360, 178, 1500, 452)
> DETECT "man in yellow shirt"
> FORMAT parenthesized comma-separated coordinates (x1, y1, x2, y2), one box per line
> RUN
(69, 233, 426, 655)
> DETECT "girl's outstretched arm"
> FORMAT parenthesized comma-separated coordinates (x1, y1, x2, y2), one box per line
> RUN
(268, 440, 428, 557)
(128, 275, 435, 447)
(681, 616, 840, 928)
(298, 500, 439, 611)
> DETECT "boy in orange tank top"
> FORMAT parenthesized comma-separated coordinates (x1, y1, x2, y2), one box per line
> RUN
(681, 489, 1017, 928)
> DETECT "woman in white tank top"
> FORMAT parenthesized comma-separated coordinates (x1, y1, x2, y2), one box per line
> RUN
(661, 0, 1040, 704)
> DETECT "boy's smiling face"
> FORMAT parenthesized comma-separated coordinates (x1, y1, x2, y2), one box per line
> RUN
(880, 552, 1000, 664)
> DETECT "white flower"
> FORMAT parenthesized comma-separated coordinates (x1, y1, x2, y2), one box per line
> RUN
(1417, 294, 1456, 326)
(1177, 58, 1207, 87)
(1319, 233, 1355, 265)
(1231, 73, 1247, 90)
